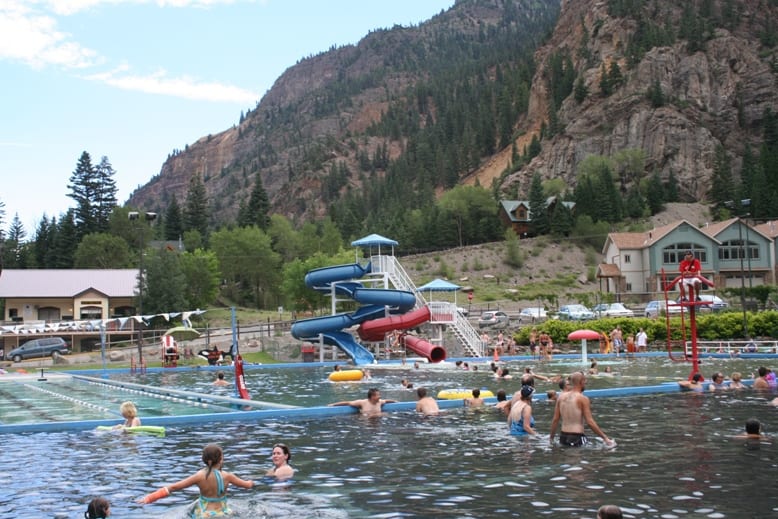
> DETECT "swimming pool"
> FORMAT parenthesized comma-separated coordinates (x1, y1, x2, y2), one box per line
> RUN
(2, 355, 776, 518)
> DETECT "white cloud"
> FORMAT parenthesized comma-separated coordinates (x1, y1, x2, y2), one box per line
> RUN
(45, 0, 255, 16)
(0, 1, 100, 68)
(83, 67, 258, 103)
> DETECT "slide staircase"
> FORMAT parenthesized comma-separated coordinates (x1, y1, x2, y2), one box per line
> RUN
(371, 255, 484, 357)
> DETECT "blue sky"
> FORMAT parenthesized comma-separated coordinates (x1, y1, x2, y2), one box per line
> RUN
(0, 0, 454, 237)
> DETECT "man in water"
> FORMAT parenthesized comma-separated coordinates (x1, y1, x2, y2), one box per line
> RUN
(415, 387, 440, 416)
(549, 371, 615, 447)
(329, 388, 396, 417)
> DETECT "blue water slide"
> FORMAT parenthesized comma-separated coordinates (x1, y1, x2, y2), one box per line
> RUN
(320, 331, 377, 366)
(305, 262, 371, 288)
(292, 262, 417, 365)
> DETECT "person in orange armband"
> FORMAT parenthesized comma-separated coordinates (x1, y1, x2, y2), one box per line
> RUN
(137, 443, 253, 517)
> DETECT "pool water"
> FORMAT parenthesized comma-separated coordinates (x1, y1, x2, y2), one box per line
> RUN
(1, 356, 777, 518)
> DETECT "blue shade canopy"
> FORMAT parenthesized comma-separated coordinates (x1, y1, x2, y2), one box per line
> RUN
(416, 278, 461, 292)
(351, 234, 399, 247)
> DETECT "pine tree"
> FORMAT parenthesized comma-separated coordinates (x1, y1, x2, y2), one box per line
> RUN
(183, 174, 210, 240)
(665, 171, 680, 202)
(94, 156, 118, 232)
(574, 76, 588, 103)
(710, 145, 734, 211)
(646, 171, 665, 215)
(647, 79, 665, 108)
(528, 173, 549, 236)
(67, 151, 99, 238)
(550, 202, 574, 236)
(237, 173, 271, 229)
(32, 216, 57, 268)
(51, 210, 78, 268)
(164, 196, 183, 241)
(2, 214, 27, 268)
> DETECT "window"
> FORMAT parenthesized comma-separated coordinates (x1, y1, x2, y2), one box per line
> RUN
(663, 243, 707, 264)
(626, 282, 633, 291)
(718, 240, 759, 261)
(624, 254, 631, 264)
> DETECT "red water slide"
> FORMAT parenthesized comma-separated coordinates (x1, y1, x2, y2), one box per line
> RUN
(358, 306, 432, 342)
(357, 306, 447, 362)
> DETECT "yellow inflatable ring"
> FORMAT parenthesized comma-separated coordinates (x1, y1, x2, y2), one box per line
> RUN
(328, 369, 364, 382)
(437, 389, 494, 400)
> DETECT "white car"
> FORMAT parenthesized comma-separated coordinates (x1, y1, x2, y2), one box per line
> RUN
(645, 300, 682, 318)
(557, 304, 595, 321)
(593, 303, 635, 318)
(519, 307, 547, 323)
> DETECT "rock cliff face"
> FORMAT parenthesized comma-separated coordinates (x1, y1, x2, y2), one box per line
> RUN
(507, 0, 777, 200)
(128, 0, 778, 225)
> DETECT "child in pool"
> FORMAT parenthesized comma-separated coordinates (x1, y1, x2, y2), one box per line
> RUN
(113, 401, 141, 429)
(84, 497, 110, 518)
(138, 443, 253, 517)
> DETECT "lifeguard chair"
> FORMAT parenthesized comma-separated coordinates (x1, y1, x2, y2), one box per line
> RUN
(162, 335, 179, 368)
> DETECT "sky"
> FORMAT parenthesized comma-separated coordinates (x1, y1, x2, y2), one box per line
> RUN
(0, 0, 455, 237)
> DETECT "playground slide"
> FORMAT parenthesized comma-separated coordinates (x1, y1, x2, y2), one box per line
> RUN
(291, 305, 386, 338)
(305, 262, 371, 288)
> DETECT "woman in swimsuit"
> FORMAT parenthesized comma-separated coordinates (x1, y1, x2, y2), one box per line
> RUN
(507, 385, 536, 436)
(266, 443, 295, 480)
(138, 443, 253, 517)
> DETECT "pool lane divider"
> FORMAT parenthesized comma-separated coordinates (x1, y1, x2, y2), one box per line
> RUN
(0, 381, 710, 435)
(71, 374, 300, 412)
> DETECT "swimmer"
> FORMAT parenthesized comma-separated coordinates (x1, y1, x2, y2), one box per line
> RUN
(729, 372, 747, 390)
(708, 372, 728, 391)
(549, 372, 614, 447)
(138, 443, 253, 516)
(266, 443, 295, 480)
(734, 418, 770, 441)
(212, 371, 230, 386)
(597, 504, 623, 519)
(113, 401, 141, 429)
(678, 373, 704, 391)
(507, 385, 536, 435)
(84, 497, 110, 518)
(329, 388, 397, 417)
(464, 388, 484, 408)
(494, 389, 511, 415)
(415, 387, 440, 416)
(546, 389, 557, 401)
(401, 378, 414, 389)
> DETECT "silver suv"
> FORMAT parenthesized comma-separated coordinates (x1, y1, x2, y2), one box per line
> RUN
(9, 337, 70, 362)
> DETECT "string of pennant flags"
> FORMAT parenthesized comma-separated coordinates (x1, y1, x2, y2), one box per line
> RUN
(0, 310, 207, 335)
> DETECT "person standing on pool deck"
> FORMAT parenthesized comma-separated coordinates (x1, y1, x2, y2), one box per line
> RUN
(266, 443, 295, 480)
(329, 388, 397, 417)
(138, 443, 253, 516)
(113, 401, 141, 429)
(636, 328, 648, 353)
(415, 387, 440, 416)
(549, 371, 615, 447)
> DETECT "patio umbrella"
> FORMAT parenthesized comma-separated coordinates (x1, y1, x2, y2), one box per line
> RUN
(163, 326, 201, 341)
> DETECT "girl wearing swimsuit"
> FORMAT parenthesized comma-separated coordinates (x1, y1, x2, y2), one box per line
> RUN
(138, 443, 253, 517)
(266, 443, 295, 481)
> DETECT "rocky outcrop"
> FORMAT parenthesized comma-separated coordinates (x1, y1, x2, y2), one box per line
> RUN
(506, 0, 778, 200)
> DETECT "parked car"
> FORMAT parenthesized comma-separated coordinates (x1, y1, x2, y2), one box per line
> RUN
(477, 311, 510, 328)
(593, 303, 635, 318)
(518, 307, 548, 324)
(8, 337, 70, 363)
(557, 304, 595, 321)
(697, 294, 729, 312)
(645, 300, 683, 318)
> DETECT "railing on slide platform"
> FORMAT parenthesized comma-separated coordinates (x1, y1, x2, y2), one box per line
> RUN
(371, 254, 483, 357)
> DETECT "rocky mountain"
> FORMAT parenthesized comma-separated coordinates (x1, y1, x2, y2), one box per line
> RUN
(128, 0, 778, 229)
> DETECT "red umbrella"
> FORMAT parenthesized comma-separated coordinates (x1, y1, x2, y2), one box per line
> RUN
(567, 329, 601, 341)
